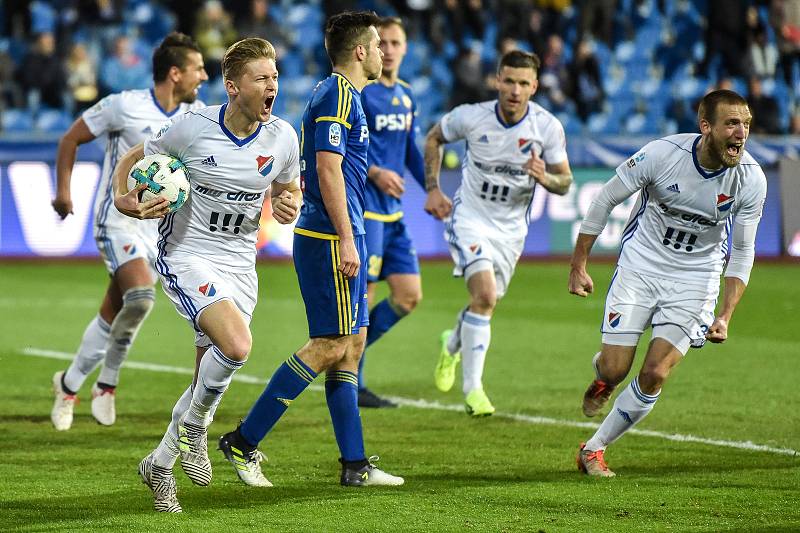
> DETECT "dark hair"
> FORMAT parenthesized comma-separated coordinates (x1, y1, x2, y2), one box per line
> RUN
(152, 32, 202, 82)
(377, 16, 405, 33)
(324, 10, 380, 66)
(498, 50, 541, 74)
(698, 89, 748, 123)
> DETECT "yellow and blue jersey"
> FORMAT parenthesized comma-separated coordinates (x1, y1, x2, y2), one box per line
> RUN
(360, 79, 425, 220)
(297, 72, 369, 237)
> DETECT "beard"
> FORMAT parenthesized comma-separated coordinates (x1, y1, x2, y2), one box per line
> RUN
(711, 131, 744, 167)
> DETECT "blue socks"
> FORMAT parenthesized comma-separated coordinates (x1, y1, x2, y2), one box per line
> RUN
(326, 370, 365, 462)
(239, 354, 317, 446)
(358, 298, 405, 390)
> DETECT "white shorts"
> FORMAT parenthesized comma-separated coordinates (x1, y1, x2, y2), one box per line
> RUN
(444, 219, 524, 298)
(94, 218, 159, 275)
(155, 256, 257, 347)
(601, 266, 718, 354)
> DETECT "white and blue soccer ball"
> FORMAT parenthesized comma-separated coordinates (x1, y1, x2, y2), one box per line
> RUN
(127, 153, 190, 212)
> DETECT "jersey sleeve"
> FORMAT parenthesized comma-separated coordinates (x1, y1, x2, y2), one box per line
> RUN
(275, 126, 300, 185)
(614, 140, 660, 192)
(81, 93, 123, 136)
(144, 112, 194, 162)
(313, 84, 351, 157)
(439, 104, 473, 143)
(540, 114, 568, 165)
(733, 168, 768, 226)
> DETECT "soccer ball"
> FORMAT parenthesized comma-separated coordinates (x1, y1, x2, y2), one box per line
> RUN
(127, 153, 190, 212)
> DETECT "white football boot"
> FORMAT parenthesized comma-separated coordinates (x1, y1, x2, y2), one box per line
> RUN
(91, 384, 116, 425)
(51, 371, 76, 431)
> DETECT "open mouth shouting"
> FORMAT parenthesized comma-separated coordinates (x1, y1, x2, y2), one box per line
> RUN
(726, 142, 742, 158)
(262, 94, 275, 118)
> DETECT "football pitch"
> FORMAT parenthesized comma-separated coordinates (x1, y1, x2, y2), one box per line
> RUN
(1, 260, 798, 531)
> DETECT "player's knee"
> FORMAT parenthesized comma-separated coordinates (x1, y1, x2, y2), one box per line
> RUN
(638, 363, 670, 393)
(121, 286, 156, 321)
(306, 337, 348, 369)
(217, 334, 252, 362)
(392, 290, 422, 314)
(470, 290, 497, 314)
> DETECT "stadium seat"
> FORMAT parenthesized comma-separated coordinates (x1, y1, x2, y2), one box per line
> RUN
(1, 109, 34, 132)
(34, 109, 72, 132)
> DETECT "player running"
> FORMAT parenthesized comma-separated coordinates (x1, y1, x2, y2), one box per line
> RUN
(424, 50, 573, 416)
(569, 89, 766, 477)
(113, 38, 301, 512)
(50, 33, 207, 431)
(356, 16, 426, 408)
(217, 11, 404, 488)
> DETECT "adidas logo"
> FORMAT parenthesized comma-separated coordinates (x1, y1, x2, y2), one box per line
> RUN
(477, 134, 489, 143)
(276, 397, 293, 407)
(667, 183, 680, 193)
(201, 155, 218, 167)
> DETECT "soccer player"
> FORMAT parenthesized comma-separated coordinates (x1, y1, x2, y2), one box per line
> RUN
(356, 16, 426, 408)
(217, 11, 404, 488)
(424, 50, 573, 416)
(50, 33, 207, 431)
(569, 89, 766, 477)
(113, 37, 301, 512)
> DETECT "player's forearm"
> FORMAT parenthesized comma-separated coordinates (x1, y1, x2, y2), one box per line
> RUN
(55, 137, 80, 195)
(717, 276, 746, 322)
(112, 144, 145, 198)
(570, 233, 598, 270)
(579, 174, 635, 235)
(318, 167, 354, 241)
(423, 130, 445, 192)
(539, 171, 573, 195)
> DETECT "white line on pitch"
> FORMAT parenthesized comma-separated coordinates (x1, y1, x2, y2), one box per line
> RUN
(21, 347, 798, 457)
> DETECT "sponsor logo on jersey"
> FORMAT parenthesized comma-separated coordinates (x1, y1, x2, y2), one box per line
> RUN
(257, 155, 274, 176)
(199, 282, 216, 297)
(716, 193, 734, 212)
(616, 408, 633, 424)
(608, 311, 621, 328)
(518, 138, 533, 154)
(153, 123, 170, 140)
(658, 203, 715, 226)
(666, 183, 680, 193)
(374, 112, 412, 131)
(194, 184, 262, 202)
(140, 126, 152, 135)
(474, 160, 527, 176)
(123, 243, 137, 254)
(329, 123, 341, 146)
(201, 155, 218, 167)
(627, 151, 646, 168)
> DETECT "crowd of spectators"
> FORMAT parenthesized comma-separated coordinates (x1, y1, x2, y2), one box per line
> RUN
(0, 0, 799, 136)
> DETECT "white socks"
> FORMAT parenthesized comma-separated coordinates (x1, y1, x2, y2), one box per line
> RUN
(585, 377, 659, 451)
(460, 311, 491, 395)
(153, 385, 193, 468)
(447, 307, 468, 355)
(97, 287, 155, 386)
(182, 346, 244, 427)
(63, 315, 111, 392)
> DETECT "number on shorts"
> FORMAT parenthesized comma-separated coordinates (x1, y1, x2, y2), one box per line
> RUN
(209, 211, 245, 234)
(480, 181, 510, 202)
(662, 227, 698, 251)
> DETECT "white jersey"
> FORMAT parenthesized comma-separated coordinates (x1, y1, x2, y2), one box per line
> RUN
(615, 133, 767, 289)
(145, 104, 300, 272)
(84, 89, 203, 237)
(440, 100, 567, 236)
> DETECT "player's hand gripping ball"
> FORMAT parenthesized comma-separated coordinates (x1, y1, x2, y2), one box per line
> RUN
(127, 153, 190, 212)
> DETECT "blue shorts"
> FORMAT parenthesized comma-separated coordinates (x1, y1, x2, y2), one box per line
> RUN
(293, 230, 369, 337)
(363, 216, 420, 283)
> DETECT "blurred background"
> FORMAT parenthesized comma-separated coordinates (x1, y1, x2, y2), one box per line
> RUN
(0, 0, 798, 259)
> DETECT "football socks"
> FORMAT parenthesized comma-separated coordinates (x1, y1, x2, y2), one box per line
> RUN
(585, 377, 659, 451)
(63, 315, 111, 392)
(326, 371, 366, 462)
(460, 311, 491, 395)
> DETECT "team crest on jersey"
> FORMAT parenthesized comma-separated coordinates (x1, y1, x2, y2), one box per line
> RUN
(329, 123, 342, 147)
(401, 95, 412, 108)
(469, 244, 482, 255)
(257, 155, 274, 177)
(608, 311, 622, 328)
(716, 193, 734, 212)
(123, 243, 136, 255)
(199, 282, 217, 297)
(518, 138, 533, 154)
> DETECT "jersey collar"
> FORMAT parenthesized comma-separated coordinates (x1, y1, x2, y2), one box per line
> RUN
(494, 102, 529, 129)
(691, 134, 728, 179)
(218, 103, 263, 147)
(150, 88, 180, 118)
(333, 72, 361, 95)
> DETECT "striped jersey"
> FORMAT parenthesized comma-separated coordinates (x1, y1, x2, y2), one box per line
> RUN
(145, 104, 299, 272)
(440, 100, 568, 237)
(360, 79, 425, 219)
(614, 133, 767, 289)
(296, 72, 369, 237)
(83, 89, 203, 236)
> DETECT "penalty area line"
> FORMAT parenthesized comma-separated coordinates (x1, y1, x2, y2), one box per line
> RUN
(21, 347, 798, 457)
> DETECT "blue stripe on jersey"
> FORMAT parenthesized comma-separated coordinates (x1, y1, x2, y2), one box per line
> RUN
(444, 197, 466, 269)
(721, 217, 732, 256)
(525, 184, 538, 226)
(619, 187, 650, 252)
(600, 268, 620, 332)
(156, 212, 199, 325)
(97, 132, 121, 270)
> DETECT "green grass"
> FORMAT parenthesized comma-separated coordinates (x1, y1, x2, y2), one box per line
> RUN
(0, 261, 798, 531)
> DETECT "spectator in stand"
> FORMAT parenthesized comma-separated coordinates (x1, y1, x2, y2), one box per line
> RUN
(451, 42, 490, 106)
(18, 32, 66, 109)
(698, 0, 750, 78)
(748, 76, 783, 134)
(748, 26, 779, 79)
(770, 0, 800, 93)
(578, 0, 617, 47)
(443, 0, 486, 47)
(538, 33, 570, 112)
(524, 6, 547, 57)
(569, 39, 604, 122)
(100, 35, 150, 95)
(66, 42, 99, 113)
(194, 0, 238, 79)
(236, 0, 293, 58)
(0, 45, 22, 111)
(538, 0, 570, 38)
(497, 0, 534, 43)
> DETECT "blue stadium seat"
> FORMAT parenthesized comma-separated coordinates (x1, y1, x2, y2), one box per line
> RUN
(1, 109, 34, 132)
(34, 109, 73, 132)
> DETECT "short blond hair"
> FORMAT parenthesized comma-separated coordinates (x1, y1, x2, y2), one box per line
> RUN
(222, 38, 276, 81)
